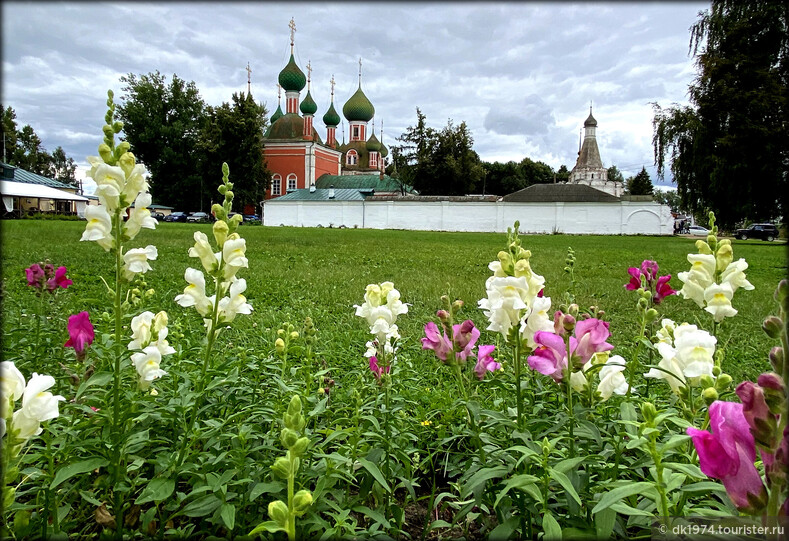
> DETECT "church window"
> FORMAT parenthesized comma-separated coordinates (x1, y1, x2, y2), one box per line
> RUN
(346, 150, 358, 165)
(271, 174, 281, 195)
(352, 126, 359, 140)
(287, 174, 297, 191)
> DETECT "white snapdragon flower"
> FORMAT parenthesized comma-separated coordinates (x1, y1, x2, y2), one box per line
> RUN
(11, 373, 64, 441)
(81, 205, 114, 251)
(222, 236, 248, 280)
(175, 268, 214, 317)
(677, 254, 716, 308)
(655, 318, 676, 345)
(703, 283, 738, 322)
(128, 311, 155, 350)
(217, 279, 253, 323)
(124, 192, 158, 240)
(597, 356, 629, 400)
(122, 245, 158, 280)
(121, 163, 149, 203)
(1, 361, 26, 418)
(569, 370, 588, 392)
(645, 323, 716, 394)
(354, 282, 408, 332)
(520, 296, 554, 349)
(478, 275, 530, 337)
(131, 346, 167, 391)
(189, 231, 219, 273)
(92, 163, 125, 211)
(720, 258, 754, 293)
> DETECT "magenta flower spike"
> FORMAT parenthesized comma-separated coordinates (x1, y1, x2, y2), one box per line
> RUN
(641, 260, 659, 284)
(25, 263, 45, 288)
(64, 311, 95, 361)
(573, 318, 614, 365)
(452, 320, 480, 363)
(421, 321, 453, 362)
(46, 266, 73, 292)
(527, 331, 570, 383)
(625, 267, 643, 291)
(368, 356, 389, 381)
(686, 401, 768, 512)
(474, 345, 500, 380)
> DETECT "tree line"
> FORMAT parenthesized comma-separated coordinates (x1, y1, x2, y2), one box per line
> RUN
(1, 105, 78, 186)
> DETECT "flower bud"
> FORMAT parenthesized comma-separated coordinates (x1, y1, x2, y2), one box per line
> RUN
(641, 402, 657, 425)
(769, 347, 785, 373)
(271, 457, 290, 479)
(702, 387, 718, 405)
(436, 310, 450, 323)
(700, 374, 715, 389)
(774, 280, 788, 305)
(291, 437, 309, 457)
(102, 124, 114, 139)
(645, 308, 660, 324)
(277, 329, 285, 337)
(637, 297, 649, 310)
(268, 500, 289, 527)
(119, 150, 136, 175)
(317, 387, 326, 396)
(153, 311, 168, 334)
(225, 190, 234, 201)
(112, 120, 124, 133)
(695, 240, 712, 255)
(541, 437, 551, 455)
(451, 299, 464, 311)
(562, 314, 576, 333)
(762, 316, 784, 339)
(716, 241, 733, 271)
(213, 220, 229, 248)
(292, 490, 313, 516)
(288, 395, 302, 416)
(98, 143, 113, 163)
(289, 331, 299, 340)
(218, 185, 227, 195)
(757, 373, 786, 415)
(280, 428, 299, 449)
(712, 365, 722, 377)
(715, 373, 733, 390)
(275, 338, 285, 353)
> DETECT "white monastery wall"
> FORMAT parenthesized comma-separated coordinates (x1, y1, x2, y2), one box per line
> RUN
(264, 200, 674, 235)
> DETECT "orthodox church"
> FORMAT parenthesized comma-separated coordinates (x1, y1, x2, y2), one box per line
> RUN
(262, 20, 390, 200)
(568, 106, 623, 197)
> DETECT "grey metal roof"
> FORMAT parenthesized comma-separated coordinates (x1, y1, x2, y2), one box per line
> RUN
(502, 183, 621, 202)
(269, 188, 370, 201)
(1, 162, 76, 190)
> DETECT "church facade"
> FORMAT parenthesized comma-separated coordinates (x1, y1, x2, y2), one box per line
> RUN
(262, 21, 388, 200)
(568, 107, 623, 197)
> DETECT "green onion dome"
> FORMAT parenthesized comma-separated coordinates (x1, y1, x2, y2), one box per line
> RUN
(366, 132, 381, 152)
(270, 104, 284, 124)
(278, 54, 306, 92)
(300, 90, 317, 115)
(342, 85, 375, 122)
(378, 140, 388, 158)
(322, 102, 341, 127)
(584, 111, 597, 127)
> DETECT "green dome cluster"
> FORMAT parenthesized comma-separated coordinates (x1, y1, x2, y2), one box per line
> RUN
(270, 104, 284, 124)
(300, 91, 317, 115)
(322, 102, 341, 127)
(278, 54, 306, 92)
(343, 85, 375, 122)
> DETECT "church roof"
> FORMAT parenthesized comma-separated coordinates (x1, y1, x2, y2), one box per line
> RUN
(366, 132, 381, 152)
(584, 110, 597, 127)
(502, 183, 620, 202)
(322, 102, 341, 127)
(300, 90, 317, 115)
(270, 104, 284, 125)
(343, 85, 375, 122)
(265, 113, 324, 143)
(573, 137, 604, 170)
(316, 173, 410, 193)
(379, 140, 388, 158)
(278, 54, 306, 92)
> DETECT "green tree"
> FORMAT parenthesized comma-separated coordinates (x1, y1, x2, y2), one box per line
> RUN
(394, 108, 437, 194)
(198, 92, 269, 213)
(555, 164, 570, 183)
(626, 167, 654, 195)
(607, 165, 625, 184)
(653, 188, 683, 212)
(12, 124, 53, 176)
(2, 106, 19, 163)
(117, 71, 207, 211)
(652, 1, 788, 229)
(518, 157, 554, 186)
(50, 146, 77, 187)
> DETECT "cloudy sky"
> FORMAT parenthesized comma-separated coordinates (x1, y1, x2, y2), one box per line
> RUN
(2, 1, 708, 192)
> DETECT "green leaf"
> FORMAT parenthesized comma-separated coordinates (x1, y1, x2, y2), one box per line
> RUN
(249, 520, 286, 536)
(181, 494, 222, 518)
(75, 372, 113, 399)
(663, 462, 704, 479)
(135, 478, 175, 505)
(78, 490, 103, 507)
(461, 466, 509, 499)
(542, 511, 562, 541)
(352, 505, 390, 529)
(679, 482, 727, 494)
(595, 506, 616, 539)
(489, 516, 519, 539)
(494, 474, 541, 508)
(592, 482, 655, 514)
(220, 503, 236, 531)
(249, 481, 283, 502)
(659, 434, 691, 453)
(51, 458, 108, 489)
(609, 501, 655, 517)
(620, 402, 638, 437)
(549, 469, 581, 507)
(553, 457, 585, 474)
(356, 458, 391, 494)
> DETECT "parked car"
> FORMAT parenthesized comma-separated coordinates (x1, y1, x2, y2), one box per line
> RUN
(735, 223, 779, 241)
(151, 211, 165, 220)
(687, 225, 710, 236)
(186, 211, 211, 223)
(243, 214, 260, 223)
(164, 211, 188, 222)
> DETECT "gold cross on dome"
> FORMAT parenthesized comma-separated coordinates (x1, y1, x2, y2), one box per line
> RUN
(289, 18, 296, 46)
(330, 74, 335, 98)
(276, 83, 281, 102)
(358, 57, 362, 84)
(246, 62, 252, 93)
(306, 60, 312, 83)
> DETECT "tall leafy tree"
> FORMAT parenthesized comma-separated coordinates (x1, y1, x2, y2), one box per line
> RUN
(116, 72, 207, 211)
(652, 1, 788, 229)
(626, 167, 654, 195)
(50, 146, 77, 187)
(555, 165, 570, 183)
(394, 108, 437, 194)
(607, 165, 625, 184)
(198, 92, 269, 213)
(2, 106, 19, 163)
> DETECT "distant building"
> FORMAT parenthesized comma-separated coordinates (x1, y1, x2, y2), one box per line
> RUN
(262, 19, 390, 201)
(1, 161, 89, 217)
(569, 107, 623, 197)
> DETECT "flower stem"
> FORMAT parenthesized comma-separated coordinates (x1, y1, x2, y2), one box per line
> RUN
(111, 210, 125, 538)
(514, 339, 523, 430)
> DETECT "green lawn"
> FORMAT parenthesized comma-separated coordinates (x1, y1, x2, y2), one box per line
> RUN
(2, 220, 785, 384)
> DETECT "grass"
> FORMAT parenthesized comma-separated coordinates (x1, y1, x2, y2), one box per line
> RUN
(2, 220, 785, 385)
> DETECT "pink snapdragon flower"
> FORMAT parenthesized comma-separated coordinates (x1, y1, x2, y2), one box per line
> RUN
(64, 311, 94, 361)
(25, 263, 72, 294)
(528, 331, 570, 383)
(573, 318, 614, 365)
(46, 266, 73, 292)
(25, 264, 45, 287)
(624, 260, 676, 305)
(529, 318, 614, 381)
(422, 321, 453, 361)
(474, 345, 500, 380)
(368, 356, 390, 382)
(653, 275, 676, 304)
(452, 320, 480, 363)
(686, 401, 768, 512)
